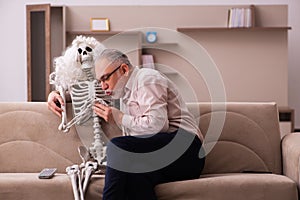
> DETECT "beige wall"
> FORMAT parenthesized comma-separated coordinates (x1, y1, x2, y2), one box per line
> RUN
(186, 29, 288, 105)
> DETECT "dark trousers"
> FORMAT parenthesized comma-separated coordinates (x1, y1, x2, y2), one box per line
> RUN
(103, 129, 205, 200)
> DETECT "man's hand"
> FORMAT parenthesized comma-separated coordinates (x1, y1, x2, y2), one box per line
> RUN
(94, 102, 124, 139)
(47, 91, 64, 117)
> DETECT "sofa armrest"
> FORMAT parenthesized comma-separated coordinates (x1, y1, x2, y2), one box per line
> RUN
(282, 133, 300, 186)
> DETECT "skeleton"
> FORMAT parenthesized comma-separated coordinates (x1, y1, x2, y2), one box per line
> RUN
(50, 36, 110, 200)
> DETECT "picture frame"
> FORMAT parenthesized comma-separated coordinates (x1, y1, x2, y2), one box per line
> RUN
(90, 18, 110, 31)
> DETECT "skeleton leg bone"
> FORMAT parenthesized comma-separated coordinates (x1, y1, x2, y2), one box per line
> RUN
(66, 165, 82, 200)
(78, 167, 85, 200)
(66, 161, 98, 200)
(82, 161, 98, 195)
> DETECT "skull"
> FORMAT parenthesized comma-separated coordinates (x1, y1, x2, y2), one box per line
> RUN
(77, 43, 93, 68)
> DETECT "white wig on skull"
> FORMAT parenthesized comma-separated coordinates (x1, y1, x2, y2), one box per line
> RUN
(50, 35, 106, 90)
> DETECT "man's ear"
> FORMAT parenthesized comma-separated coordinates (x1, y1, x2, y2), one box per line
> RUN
(121, 64, 129, 74)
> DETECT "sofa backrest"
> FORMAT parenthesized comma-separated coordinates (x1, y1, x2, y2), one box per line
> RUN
(0, 102, 83, 173)
(0, 102, 282, 175)
(186, 102, 282, 175)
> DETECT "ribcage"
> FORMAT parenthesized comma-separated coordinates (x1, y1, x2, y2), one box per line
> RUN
(70, 81, 95, 125)
(69, 80, 112, 126)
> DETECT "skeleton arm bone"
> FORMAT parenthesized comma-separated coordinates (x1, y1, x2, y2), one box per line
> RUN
(65, 101, 93, 129)
(47, 90, 64, 117)
(46, 86, 69, 132)
(57, 86, 69, 132)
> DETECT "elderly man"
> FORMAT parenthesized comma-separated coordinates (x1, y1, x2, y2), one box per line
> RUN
(93, 49, 205, 200)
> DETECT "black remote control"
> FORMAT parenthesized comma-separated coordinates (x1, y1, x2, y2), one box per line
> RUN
(38, 168, 57, 179)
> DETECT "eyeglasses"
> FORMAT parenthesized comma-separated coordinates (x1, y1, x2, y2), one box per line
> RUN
(99, 65, 121, 82)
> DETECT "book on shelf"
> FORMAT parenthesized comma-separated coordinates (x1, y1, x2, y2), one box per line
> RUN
(228, 5, 255, 28)
(142, 54, 155, 69)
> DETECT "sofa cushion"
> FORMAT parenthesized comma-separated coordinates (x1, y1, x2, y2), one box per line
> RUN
(0, 173, 104, 200)
(186, 102, 282, 175)
(155, 173, 298, 200)
(0, 102, 83, 173)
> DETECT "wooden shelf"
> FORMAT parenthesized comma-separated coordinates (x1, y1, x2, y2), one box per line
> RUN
(142, 43, 178, 48)
(67, 31, 141, 35)
(177, 27, 292, 32)
(68, 26, 292, 41)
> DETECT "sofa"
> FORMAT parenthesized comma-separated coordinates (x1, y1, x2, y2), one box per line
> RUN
(0, 101, 299, 200)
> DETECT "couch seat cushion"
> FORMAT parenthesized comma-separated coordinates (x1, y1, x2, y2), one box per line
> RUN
(155, 173, 298, 200)
(0, 173, 104, 200)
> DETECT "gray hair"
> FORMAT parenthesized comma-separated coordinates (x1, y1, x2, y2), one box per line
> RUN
(96, 49, 132, 68)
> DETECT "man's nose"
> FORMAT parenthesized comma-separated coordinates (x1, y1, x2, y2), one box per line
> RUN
(101, 81, 109, 90)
